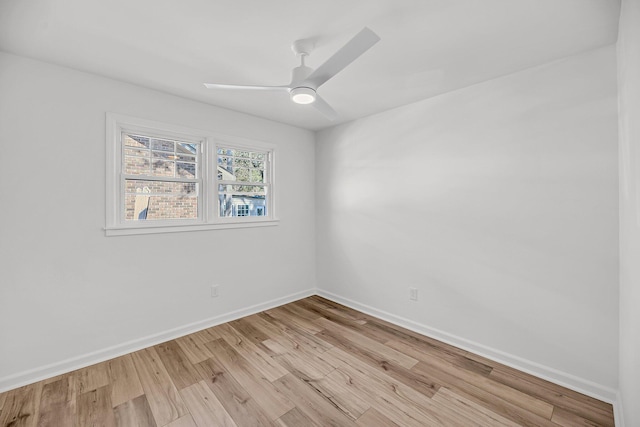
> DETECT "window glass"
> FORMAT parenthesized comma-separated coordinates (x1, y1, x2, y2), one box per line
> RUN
(122, 132, 201, 222)
(216, 146, 270, 218)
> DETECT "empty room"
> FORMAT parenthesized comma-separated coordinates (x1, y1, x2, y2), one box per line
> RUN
(0, 0, 638, 426)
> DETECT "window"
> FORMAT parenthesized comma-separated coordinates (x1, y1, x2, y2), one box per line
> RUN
(236, 205, 250, 216)
(217, 147, 270, 219)
(123, 133, 201, 222)
(106, 113, 277, 235)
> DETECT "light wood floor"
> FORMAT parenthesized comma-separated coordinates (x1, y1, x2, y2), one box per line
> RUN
(0, 296, 614, 426)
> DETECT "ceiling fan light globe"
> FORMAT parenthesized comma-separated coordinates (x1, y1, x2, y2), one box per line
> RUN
(290, 87, 316, 104)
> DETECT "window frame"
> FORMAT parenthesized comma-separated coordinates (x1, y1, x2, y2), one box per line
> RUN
(213, 139, 274, 224)
(106, 113, 278, 236)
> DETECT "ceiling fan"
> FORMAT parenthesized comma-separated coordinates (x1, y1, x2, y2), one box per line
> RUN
(203, 27, 380, 121)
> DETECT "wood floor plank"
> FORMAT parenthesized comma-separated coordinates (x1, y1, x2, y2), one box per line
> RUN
(203, 339, 295, 420)
(266, 306, 324, 334)
(262, 326, 332, 362)
(0, 389, 7, 412)
(175, 333, 214, 365)
(360, 316, 470, 358)
(273, 301, 323, 323)
(294, 299, 367, 329)
(317, 326, 440, 398)
(395, 341, 554, 419)
(305, 297, 369, 324)
(551, 406, 606, 427)
(297, 370, 371, 420)
(213, 323, 289, 381)
(113, 394, 156, 427)
(36, 377, 75, 427)
(107, 354, 144, 408)
(192, 326, 222, 343)
(154, 341, 200, 390)
(411, 361, 559, 427)
(263, 338, 335, 379)
(194, 357, 276, 426)
(498, 364, 613, 414)
(227, 318, 272, 352)
(470, 352, 613, 413)
(0, 383, 42, 427)
(131, 347, 188, 426)
(179, 381, 236, 427)
(316, 317, 418, 370)
(273, 374, 357, 427)
(256, 311, 333, 353)
(75, 361, 110, 395)
(320, 352, 449, 427)
(76, 385, 116, 427)
(163, 415, 197, 427)
(240, 313, 283, 338)
(251, 310, 336, 363)
(355, 408, 400, 427)
(489, 367, 614, 426)
(431, 387, 521, 427)
(325, 347, 496, 427)
(276, 407, 321, 427)
(384, 337, 493, 377)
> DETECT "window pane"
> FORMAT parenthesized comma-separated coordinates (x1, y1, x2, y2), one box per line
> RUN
(218, 184, 266, 217)
(124, 134, 150, 148)
(125, 179, 197, 221)
(237, 205, 249, 216)
(177, 162, 196, 178)
(152, 159, 175, 177)
(177, 154, 196, 162)
(150, 138, 174, 152)
(234, 168, 250, 182)
(124, 134, 200, 180)
(233, 158, 251, 168)
(215, 145, 270, 219)
(177, 142, 198, 154)
(124, 156, 150, 175)
(218, 156, 232, 170)
(251, 169, 264, 183)
(125, 147, 149, 157)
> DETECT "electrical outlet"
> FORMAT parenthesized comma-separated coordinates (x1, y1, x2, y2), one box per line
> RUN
(409, 287, 418, 301)
(211, 285, 219, 298)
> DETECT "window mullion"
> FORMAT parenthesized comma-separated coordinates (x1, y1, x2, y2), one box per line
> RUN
(123, 174, 199, 184)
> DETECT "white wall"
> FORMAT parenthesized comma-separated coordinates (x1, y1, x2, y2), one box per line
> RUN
(617, 0, 640, 424)
(316, 46, 619, 396)
(0, 52, 316, 388)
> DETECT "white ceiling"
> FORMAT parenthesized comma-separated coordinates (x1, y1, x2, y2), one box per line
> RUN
(0, 0, 620, 131)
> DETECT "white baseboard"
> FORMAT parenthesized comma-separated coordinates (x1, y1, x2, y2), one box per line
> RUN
(1, 287, 624, 427)
(613, 391, 625, 427)
(316, 289, 619, 405)
(0, 288, 315, 393)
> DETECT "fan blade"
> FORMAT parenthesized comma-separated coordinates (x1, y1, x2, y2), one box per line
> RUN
(204, 83, 290, 91)
(312, 95, 338, 121)
(304, 27, 380, 89)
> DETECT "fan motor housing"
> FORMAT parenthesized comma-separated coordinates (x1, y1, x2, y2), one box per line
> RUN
(291, 65, 313, 86)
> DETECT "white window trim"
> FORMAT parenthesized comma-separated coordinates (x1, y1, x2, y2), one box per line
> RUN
(213, 138, 276, 225)
(105, 113, 278, 236)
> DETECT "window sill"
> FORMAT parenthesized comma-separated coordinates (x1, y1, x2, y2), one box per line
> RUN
(105, 219, 279, 236)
